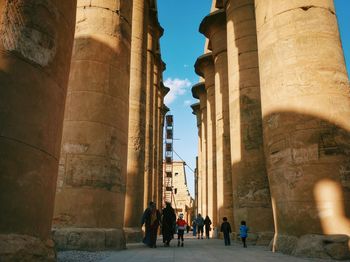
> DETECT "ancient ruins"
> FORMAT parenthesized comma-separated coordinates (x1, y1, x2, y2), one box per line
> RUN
(192, 0, 350, 259)
(0, 0, 349, 261)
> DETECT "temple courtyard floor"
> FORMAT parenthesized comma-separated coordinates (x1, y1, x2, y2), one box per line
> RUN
(58, 234, 336, 262)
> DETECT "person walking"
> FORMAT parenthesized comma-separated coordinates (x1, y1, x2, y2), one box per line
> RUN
(196, 214, 204, 239)
(220, 217, 232, 246)
(204, 215, 212, 239)
(192, 219, 197, 236)
(141, 201, 161, 248)
(161, 202, 176, 247)
(240, 220, 249, 248)
(176, 213, 187, 247)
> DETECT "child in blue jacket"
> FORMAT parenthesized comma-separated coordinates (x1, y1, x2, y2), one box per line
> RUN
(240, 220, 248, 248)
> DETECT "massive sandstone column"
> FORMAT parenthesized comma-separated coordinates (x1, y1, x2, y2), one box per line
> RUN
(124, 0, 149, 241)
(200, 10, 233, 225)
(191, 104, 201, 216)
(192, 83, 208, 217)
(256, 0, 350, 255)
(0, 1, 77, 259)
(218, 0, 274, 243)
(53, 0, 132, 250)
(144, 9, 163, 208)
(195, 54, 218, 229)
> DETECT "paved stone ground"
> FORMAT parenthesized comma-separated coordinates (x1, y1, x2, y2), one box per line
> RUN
(58, 234, 335, 262)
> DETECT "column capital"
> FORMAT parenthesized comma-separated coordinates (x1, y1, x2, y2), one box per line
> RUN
(149, 8, 164, 38)
(160, 82, 170, 96)
(199, 9, 226, 39)
(194, 53, 214, 78)
(191, 103, 201, 128)
(215, 0, 227, 8)
(191, 102, 201, 116)
(191, 82, 206, 99)
(161, 104, 169, 116)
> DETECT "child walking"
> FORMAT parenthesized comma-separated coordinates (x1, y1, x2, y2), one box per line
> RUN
(176, 213, 187, 247)
(220, 217, 232, 246)
(240, 220, 248, 248)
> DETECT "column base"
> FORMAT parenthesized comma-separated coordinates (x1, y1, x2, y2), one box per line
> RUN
(0, 234, 55, 262)
(52, 228, 126, 251)
(123, 227, 143, 243)
(232, 231, 274, 246)
(269, 234, 350, 260)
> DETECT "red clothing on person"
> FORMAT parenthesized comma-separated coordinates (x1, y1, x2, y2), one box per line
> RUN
(176, 219, 187, 230)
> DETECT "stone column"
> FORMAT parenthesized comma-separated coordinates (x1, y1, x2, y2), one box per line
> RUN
(144, 9, 163, 209)
(256, 0, 350, 256)
(124, 0, 149, 241)
(192, 83, 208, 217)
(220, 0, 274, 243)
(195, 54, 218, 230)
(0, 1, 77, 259)
(151, 54, 160, 207)
(53, 0, 132, 250)
(192, 103, 202, 215)
(200, 10, 233, 225)
(191, 104, 201, 216)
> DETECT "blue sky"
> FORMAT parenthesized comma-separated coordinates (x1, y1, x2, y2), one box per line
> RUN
(157, 0, 350, 197)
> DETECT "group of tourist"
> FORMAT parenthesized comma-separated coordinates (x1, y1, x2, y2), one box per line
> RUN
(141, 201, 249, 248)
(141, 201, 187, 248)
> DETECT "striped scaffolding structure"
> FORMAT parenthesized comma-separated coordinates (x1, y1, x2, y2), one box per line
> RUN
(163, 114, 173, 206)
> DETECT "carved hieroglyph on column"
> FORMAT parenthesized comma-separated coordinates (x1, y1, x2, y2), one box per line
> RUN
(0, 0, 77, 259)
(53, 0, 132, 250)
(200, 10, 233, 225)
(195, 54, 218, 230)
(256, 0, 350, 255)
(192, 83, 208, 217)
(219, 0, 274, 243)
(124, 0, 149, 242)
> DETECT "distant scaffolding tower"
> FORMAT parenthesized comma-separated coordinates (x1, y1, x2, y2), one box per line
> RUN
(163, 114, 174, 205)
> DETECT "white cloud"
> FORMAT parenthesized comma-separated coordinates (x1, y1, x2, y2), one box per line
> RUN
(164, 77, 192, 106)
(184, 100, 192, 106)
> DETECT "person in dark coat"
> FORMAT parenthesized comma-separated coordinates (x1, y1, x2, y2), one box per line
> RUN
(220, 217, 232, 246)
(161, 202, 176, 246)
(141, 201, 161, 248)
(204, 215, 212, 239)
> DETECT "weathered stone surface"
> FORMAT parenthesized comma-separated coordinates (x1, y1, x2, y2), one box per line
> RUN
(123, 228, 143, 244)
(256, 0, 350, 244)
(53, 228, 126, 251)
(53, 1, 131, 250)
(124, 0, 149, 231)
(269, 234, 298, 255)
(293, 234, 350, 260)
(0, 1, 76, 260)
(0, 234, 55, 262)
(199, 9, 233, 227)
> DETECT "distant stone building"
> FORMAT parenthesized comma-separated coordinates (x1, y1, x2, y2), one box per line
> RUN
(163, 161, 194, 224)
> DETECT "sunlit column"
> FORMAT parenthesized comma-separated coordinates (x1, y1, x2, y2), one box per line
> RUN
(256, 0, 350, 252)
(144, 9, 163, 209)
(220, 0, 274, 243)
(192, 83, 208, 217)
(195, 54, 218, 230)
(124, 0, 149, 241)
(200, 10, 233, 225)
(53, 0, 132, 250)
(0, 1, 77, 259)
